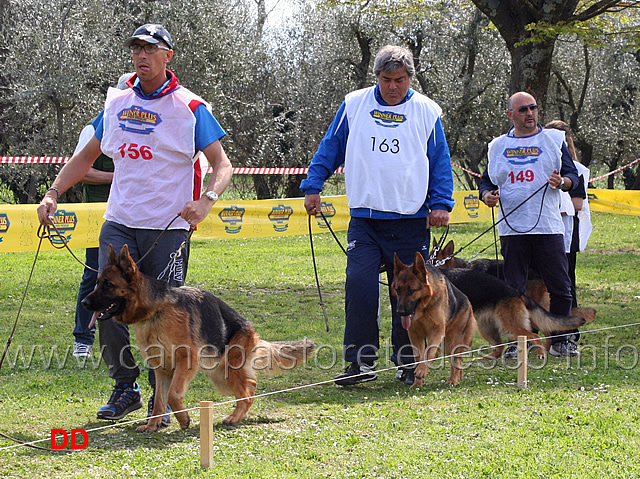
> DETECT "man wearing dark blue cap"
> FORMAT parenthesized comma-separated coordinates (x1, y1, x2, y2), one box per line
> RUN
(38, 24, 233, 426)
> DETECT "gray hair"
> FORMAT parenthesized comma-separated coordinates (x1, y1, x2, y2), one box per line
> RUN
(373, 45, 415, 78)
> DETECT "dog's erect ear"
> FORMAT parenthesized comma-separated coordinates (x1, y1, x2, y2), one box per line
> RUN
(107, 244, 117, 266)
(117, 244, 138, 276)
(443, 240, 455, 257)
(413, 251, 427, 277)
(393, 252, 406, 274)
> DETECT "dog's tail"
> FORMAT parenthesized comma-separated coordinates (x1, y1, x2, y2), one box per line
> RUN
(524, 295, 587, 333)
(570, 307, 597, 324)
(253, 339, 315, 374)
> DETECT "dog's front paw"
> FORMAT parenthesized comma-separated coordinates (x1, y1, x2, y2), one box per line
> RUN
(222, 416, 240, 427)
(136, 423, 159, 433)
(411, 375, 425, 387)
(179, 416, 191, 430)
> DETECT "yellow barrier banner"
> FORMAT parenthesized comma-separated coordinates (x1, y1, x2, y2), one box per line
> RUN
(587, 189, 640, 216)
(0, 189, 635, 253)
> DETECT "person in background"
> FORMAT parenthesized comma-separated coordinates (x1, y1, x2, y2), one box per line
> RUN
(300, 45, 454, 386)
(38, 24, 232, 423)
(72, 73, 133, 359)
(479, 92, 581, 357)
(545, 120, 592, 309)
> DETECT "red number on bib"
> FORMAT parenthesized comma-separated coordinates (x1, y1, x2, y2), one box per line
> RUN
(118, 143, 153, 161)
(507, 170, 534, 183)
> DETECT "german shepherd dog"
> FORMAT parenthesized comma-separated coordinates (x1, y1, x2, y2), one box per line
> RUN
(439, 268, 590, 359)
(391, 252, 476, 387)
(432, 240, 596, 356)
(82, 244, 315, 432)
(433, 239, 550, 309)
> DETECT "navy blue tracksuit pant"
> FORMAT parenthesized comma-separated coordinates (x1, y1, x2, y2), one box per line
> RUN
(343, 217, 430, 367)
(500, 234, 576, 344)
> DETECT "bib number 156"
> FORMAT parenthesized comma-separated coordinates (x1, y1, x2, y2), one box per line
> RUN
(118, 143, 153, 160)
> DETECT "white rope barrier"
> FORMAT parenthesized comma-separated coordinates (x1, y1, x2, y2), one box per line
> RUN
(1, 319, 639, 463)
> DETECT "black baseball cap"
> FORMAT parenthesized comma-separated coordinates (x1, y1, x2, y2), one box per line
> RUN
(124, 24, 173, 49)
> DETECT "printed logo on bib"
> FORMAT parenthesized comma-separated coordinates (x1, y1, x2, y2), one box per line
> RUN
(117, 105, 162, 135)
(370, 109, 406, 128)
(503, 146, 542, 165)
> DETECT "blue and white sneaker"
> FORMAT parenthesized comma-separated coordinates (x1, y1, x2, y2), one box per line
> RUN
(334, 363, 377, 386)
(96, 382, 143, 420)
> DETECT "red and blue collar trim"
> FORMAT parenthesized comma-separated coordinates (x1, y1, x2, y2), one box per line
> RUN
(127, 69, 181, 99)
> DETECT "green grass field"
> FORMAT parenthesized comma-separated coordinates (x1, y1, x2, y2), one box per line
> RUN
(0, 212, 639, 478)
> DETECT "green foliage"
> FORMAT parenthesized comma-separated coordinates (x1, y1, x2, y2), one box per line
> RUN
(0, 212, 639, 477)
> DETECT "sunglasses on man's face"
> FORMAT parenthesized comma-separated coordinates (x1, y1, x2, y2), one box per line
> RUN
(515, 104, 538, 114)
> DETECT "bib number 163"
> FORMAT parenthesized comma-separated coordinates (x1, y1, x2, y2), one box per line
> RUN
(371, 137, 400, 154)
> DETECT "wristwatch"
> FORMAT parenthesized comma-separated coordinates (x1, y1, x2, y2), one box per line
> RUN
(558, 177, 565, 191)
(203, 191, 218, 202)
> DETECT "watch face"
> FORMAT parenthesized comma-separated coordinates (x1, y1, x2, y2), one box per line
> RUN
(206, 191, 218, 201)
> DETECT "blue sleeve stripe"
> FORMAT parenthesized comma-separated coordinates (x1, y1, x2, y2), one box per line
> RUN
(194, 103, 226, 152)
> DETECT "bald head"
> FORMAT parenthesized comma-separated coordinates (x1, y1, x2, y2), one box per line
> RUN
(506, 91, 539, 137)
(507, 92, 536, 111)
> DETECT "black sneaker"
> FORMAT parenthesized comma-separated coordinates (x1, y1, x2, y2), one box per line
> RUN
(503, 344, 518, 359)
(96, 382, 143, 420)
(549, 341, 580, 357)
(147, 394, 171, 428)
(395, 367, 415, 386)
(334, 363, 377, 386)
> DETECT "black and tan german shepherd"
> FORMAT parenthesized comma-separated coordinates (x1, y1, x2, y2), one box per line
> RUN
(82, 244, 314, 432)
(433, 239, 550, 309)
(391, 252, 476, 387)
(439, 268, 589, 359)
(431, 240, 595, 357)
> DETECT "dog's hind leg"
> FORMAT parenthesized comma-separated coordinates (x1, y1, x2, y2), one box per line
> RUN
(474, 312, 506, 360)
(223, 369, 257, 426)
(220, 329, 260, 426)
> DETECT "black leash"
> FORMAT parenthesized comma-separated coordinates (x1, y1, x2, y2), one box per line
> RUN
(0, 226, 69, 451)
(136, 214, 185, 267)
(440, 181, 550, 262)
(308, 215, 330, 332)
(0, 227, 46, 371)
(41, 217, 97, 272)
(41, 214, 189, 273)
(316, 210, 390, 285)
(426, 225, 450, 265)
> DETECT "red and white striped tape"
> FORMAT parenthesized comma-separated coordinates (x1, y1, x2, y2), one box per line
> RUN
(590, 157, 640, 182)
(451, 161, 482, 178)
(0, 156, 344, 174)
(1, 156, 69, 164)
(2, 156, 638, 180)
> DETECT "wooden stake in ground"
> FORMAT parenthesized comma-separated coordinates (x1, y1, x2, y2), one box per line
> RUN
(517, 335, 528, 388)
(200, 401, 214, 468)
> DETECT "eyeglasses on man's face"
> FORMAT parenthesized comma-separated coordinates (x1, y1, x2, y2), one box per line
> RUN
(129, 43, 171, 55)
(513, 104, 538, 114)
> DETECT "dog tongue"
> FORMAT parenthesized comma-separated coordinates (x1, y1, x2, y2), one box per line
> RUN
(401, 315, 412, 330)
(88, 312, 98, 330)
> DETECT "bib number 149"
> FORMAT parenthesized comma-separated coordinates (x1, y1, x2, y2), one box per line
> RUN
(507, 170, 534, 183)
